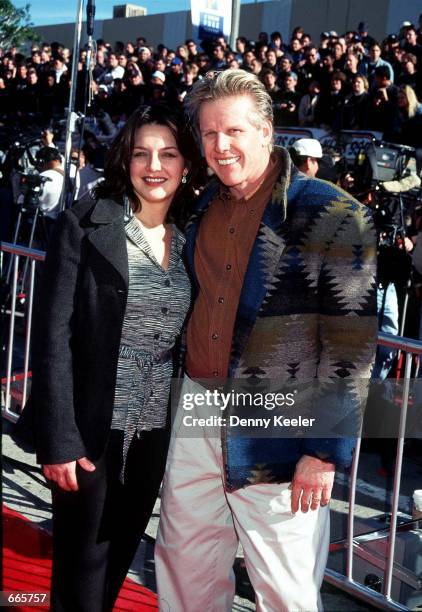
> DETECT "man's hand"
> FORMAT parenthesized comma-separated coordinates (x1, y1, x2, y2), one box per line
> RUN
(290, 455, 335, 513)
(43, 457, 96, 492)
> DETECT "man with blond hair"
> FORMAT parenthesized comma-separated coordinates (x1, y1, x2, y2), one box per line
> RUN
(155, 70, 377, 611)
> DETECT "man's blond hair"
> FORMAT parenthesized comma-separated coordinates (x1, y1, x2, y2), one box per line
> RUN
(185, 69, 274, 137)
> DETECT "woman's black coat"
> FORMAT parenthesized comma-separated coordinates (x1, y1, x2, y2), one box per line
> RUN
(17, 197, 132, 465)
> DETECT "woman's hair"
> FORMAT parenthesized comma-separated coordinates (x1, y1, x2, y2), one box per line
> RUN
(184, 69, 273, 138)
(399, 85, 420, 118)
(93, 104, 202, 222)
(352, 74, 369, 91)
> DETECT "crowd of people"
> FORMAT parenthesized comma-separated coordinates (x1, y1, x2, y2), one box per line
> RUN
(1, 18, 422, 145)
(2, 14, 422, 612)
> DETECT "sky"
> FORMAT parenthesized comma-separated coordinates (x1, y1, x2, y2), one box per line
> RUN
(13, 0, 192, 26)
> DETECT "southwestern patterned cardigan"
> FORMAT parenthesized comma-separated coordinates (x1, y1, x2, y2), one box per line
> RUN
(184, 148, 378, 491)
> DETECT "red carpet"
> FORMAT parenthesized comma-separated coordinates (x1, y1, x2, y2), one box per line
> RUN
(2, 505, 158, 610)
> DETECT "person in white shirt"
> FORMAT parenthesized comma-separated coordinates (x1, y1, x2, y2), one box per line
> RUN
(35, 146, 64, 219)
(99, 53, 125, 92)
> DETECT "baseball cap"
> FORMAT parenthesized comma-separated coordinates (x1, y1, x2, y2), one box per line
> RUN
(292, 138, 323, 159)
(171, 57, 183, 65)
(152, 70, 166, 82)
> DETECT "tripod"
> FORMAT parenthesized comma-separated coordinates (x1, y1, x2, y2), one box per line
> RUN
(5, 200, 50, 292)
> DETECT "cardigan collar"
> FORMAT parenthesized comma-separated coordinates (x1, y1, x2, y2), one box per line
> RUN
(124, 215, 185, 271)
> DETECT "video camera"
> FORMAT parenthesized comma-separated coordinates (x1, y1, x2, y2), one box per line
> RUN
(368, 143, 419, 285)
(17, 171, 52, 209)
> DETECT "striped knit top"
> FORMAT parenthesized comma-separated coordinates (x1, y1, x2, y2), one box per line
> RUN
(111, 215, 191, 472)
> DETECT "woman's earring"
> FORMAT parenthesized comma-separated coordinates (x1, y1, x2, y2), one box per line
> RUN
(182, 172, 188, 184)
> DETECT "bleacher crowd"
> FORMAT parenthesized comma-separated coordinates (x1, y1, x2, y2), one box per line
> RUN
(1, 18, 422, 144)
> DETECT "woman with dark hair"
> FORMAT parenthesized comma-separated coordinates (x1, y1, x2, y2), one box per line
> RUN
(16, 104, 199, 612)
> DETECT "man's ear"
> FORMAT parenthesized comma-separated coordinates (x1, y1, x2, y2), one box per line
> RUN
(261, 119, 273, 147)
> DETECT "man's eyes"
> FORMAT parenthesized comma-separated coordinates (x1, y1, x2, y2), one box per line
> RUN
(203, 130, 241, 137)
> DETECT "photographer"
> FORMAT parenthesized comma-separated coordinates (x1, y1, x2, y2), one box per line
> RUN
(289, 138, 323, 177)
(371, 184, 415, 380)
(34, 146, 64, 222)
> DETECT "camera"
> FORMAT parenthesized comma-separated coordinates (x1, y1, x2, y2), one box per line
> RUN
(17, 172, 52, 209)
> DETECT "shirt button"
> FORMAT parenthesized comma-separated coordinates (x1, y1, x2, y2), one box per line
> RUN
(213, 371, 219, 377)
(229, 227, 235, 234)
(218, 297, 224, 304)
(212, 333, 219, 340)
(226, 264, 232, 270)
(154, 333, 160, 340)
(249, 209, 255, 214)
(161, 307, 168, 314)
(164, 279, 170, 287)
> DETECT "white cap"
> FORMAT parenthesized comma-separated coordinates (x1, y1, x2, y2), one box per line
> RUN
(413, 490, 422, 511)
(292, 138, 323, 159)
(152, 70, 166, 82)
(402, 21, 412, 27)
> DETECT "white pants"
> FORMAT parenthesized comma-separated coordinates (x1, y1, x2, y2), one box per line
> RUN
(155, 378, 330, 612)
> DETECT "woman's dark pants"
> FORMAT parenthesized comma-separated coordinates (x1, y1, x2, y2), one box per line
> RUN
(50, 428, 169, 612)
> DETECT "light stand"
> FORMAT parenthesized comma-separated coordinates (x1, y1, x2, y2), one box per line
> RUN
(58, 0, 85, 212)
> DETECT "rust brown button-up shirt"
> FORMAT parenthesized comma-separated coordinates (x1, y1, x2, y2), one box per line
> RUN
(186, 153, 281, 378)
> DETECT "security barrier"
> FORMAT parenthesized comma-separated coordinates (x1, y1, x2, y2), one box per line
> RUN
(1, 241, 45, 421)
(325, 331, 422, 611)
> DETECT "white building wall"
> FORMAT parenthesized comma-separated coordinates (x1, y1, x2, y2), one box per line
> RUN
(162, 11, 189, 50)
(261, 0, 293, 43)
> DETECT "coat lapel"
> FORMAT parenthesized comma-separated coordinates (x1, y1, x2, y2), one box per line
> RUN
(229, 150, 292, 373)
(87, 199, 129, 287)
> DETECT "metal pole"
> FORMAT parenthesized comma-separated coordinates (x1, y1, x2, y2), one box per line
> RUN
(229, 0, 241, 51)
(346, 435, 362, 580)
(384, 351, 412, 598)
(5, 255, 19, 414)
(58, 0, 85, 212)
(22, 258, 36, 408)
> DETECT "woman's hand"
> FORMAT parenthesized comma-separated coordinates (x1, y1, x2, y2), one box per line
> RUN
(43, 457, 96, 492)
